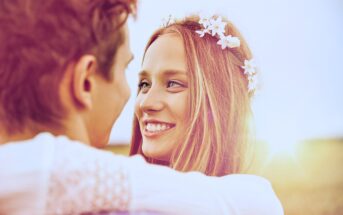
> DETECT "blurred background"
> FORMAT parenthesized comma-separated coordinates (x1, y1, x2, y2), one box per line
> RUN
(106, 0, 343, 214)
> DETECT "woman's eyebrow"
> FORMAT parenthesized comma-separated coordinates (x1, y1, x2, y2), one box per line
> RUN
(162, 69, 187, 76)
(138, 69, 187, 77)
(138, 70, 149, 77)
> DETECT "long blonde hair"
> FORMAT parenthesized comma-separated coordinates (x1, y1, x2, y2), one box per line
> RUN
(130, 15, 254, 176)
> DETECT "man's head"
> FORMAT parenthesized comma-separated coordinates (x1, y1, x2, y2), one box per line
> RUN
(0, 0, 136, 146)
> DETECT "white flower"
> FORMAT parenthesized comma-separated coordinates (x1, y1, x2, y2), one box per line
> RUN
(199, 15, 212, 28)
(196, 28, 210, 37)
(241, 59, 258, 92)
(217, 35, 241, 49)
(241, 59, 256, 76)
(247, 75, 258, 92)
(208, 17, 226, 36)
(227, 36, 240, 48)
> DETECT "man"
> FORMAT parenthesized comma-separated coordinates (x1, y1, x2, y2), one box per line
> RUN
(0, 0, 283, 214)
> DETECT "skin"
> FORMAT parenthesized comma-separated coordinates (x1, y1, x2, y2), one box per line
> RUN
(84, 24, 134, 148)
(135, 33, 189, 161)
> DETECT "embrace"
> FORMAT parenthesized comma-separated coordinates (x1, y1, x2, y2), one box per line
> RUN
(0, 0, 283, 214)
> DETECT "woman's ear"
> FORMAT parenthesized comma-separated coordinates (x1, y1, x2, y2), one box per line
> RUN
(72, 55, 97, 109)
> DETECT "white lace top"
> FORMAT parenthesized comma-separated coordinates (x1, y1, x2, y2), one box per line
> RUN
(0, 133, 283, 215)
(46, 136, 131, 214)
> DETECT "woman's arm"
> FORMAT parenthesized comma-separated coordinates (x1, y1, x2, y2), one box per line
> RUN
(48, 139, 283, 215)
(127, 156, 283, 215)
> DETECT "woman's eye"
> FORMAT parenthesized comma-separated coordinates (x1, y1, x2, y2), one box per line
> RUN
(138, 80, 150, 92)
(166, 80, 188, 93)
(138, 82, 149, 89)
(167, 81, 182, 88)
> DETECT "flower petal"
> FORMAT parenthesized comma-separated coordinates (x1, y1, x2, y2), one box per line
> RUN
(227, 36, 240, 48)
(196, 30, 205, 37)
(217, 38, 227, 49)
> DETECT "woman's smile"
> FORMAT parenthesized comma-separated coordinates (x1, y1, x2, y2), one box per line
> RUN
(142, 119, 176, 137)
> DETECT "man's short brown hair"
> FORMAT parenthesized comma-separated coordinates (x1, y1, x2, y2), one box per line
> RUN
(0, 0, 136, 133)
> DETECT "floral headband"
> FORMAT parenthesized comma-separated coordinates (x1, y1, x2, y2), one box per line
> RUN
(162, 15, 258, 94)
(196, 16, 257, 93)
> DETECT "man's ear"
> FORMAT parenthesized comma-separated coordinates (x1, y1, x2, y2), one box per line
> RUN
(72, 55, 97, 109)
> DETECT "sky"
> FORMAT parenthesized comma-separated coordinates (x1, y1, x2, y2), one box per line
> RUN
(110, 0, 343, 146)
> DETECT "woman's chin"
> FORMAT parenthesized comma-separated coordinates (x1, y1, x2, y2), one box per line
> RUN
(142, 144, 170, 162)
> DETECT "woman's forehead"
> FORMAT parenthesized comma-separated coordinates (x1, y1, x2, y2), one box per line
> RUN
(142, 34, 187, 75)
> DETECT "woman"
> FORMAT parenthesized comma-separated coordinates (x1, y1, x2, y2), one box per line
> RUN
(130, 15, 258, 176)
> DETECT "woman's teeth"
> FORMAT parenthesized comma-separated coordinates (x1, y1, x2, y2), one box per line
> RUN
(146, 123, 172, 132)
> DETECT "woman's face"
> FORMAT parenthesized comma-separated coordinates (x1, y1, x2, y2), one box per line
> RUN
(135, 33, 189, 161)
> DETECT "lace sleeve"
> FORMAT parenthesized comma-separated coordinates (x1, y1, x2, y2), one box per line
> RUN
(44, 137, 283, 215)
(46, 139, 131, 214)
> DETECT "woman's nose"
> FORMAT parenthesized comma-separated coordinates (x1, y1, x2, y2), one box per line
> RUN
(139, 88, 164, 113)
